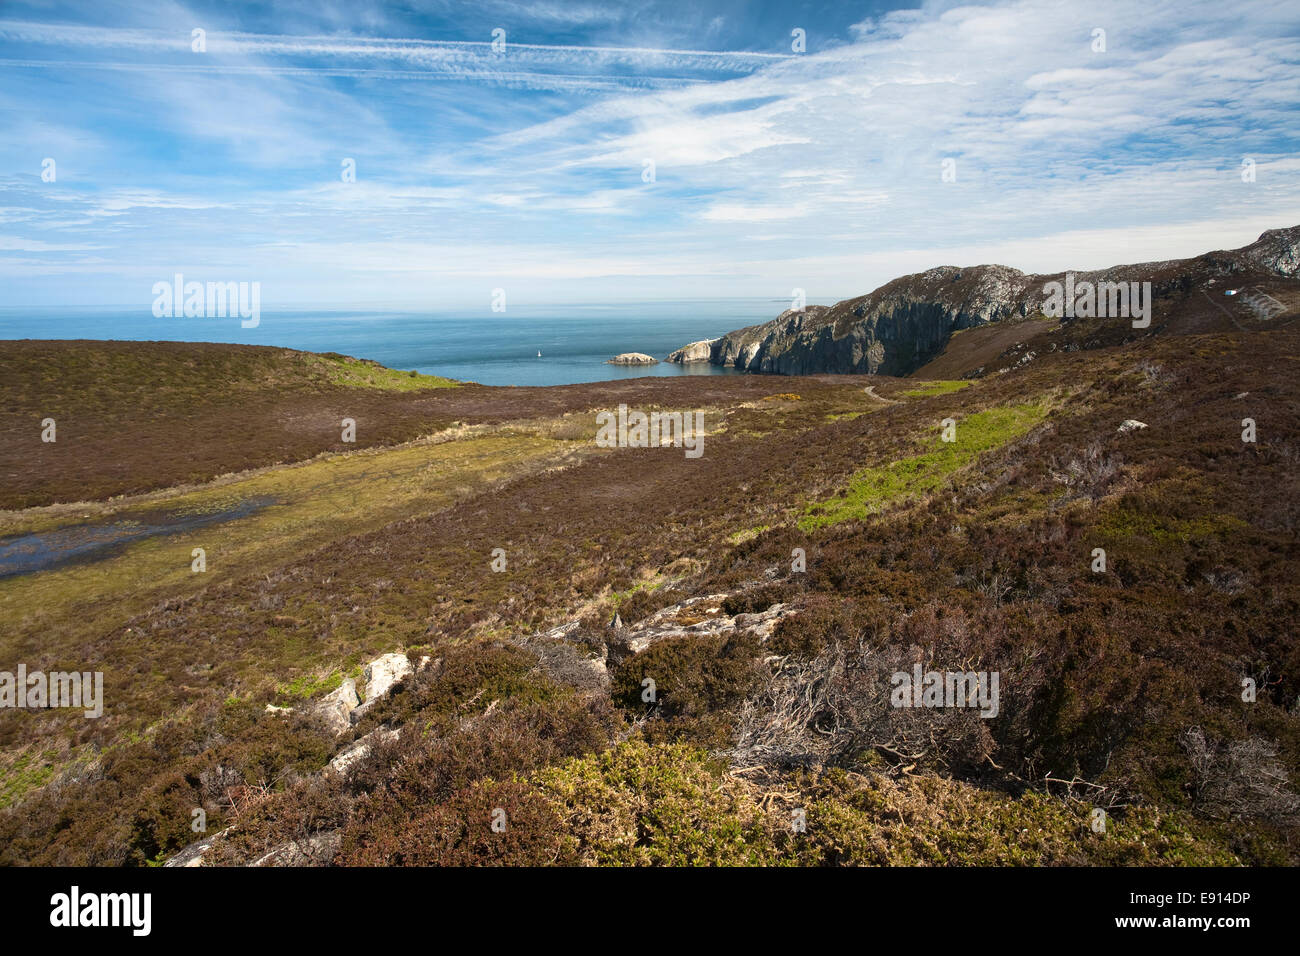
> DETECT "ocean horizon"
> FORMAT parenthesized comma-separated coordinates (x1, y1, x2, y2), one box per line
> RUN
(0, 299, 796, 387)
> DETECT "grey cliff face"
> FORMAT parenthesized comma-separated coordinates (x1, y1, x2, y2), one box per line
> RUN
(702, 267, 1034, 377)
(674, 226, 1300, 377)
(1239, 226, 1300, 277)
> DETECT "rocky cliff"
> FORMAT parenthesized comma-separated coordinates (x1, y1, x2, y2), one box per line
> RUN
(671, 226, 1300, 376)
(666, 339, 716, 364)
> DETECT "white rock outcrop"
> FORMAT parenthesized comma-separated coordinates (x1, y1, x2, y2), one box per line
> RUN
(364, 653, 413, 701)
(666, 339, 716, 364)
(163, 827, 232, 868)
(250, 830, 342, 867)
(348, 653, 414, 725)
(328, 728, 400, 776)
(313, 679, 360, 735)
(603, 593, 797, 663)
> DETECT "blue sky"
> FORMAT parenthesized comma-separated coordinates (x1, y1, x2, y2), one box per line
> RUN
(1, 0, 1297, 310)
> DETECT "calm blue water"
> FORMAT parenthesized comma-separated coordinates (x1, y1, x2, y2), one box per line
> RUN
(0, 300, 784, 387)
(0, 496, 275, 579)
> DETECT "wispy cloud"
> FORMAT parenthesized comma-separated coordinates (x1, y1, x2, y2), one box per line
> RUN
(1, 0, 1297, 308)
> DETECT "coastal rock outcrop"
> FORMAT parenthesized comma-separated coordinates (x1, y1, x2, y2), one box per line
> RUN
(694, 269, 1034, 377)
(672, 226, 1300, 377)
(666, 339, 717, 364)
(607, 352, 658, 365)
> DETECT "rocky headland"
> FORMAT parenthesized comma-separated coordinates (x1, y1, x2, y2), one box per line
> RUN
(670, 227, 1300, 377)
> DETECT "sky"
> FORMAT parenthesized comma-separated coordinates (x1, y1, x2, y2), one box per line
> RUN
(1, 0, 1297, 310)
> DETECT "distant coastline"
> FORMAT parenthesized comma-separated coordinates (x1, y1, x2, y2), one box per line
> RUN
(0, 301, 770, 388)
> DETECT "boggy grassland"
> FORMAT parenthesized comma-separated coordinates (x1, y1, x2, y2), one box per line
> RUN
(0, 322, 1297, 866)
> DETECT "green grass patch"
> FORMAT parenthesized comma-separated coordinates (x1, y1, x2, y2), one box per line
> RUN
(309, 353, 459, 391)
(276, 668, 343, 702)
(901, 379, 971, 398)
(1097, 509, 1248, 544)
(0, 751, 56, 810)
(727, 525, 770, 545)
(800, 402, 1047, 529)
(612, 578, 667, 604)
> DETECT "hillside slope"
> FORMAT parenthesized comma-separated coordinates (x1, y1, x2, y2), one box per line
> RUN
(2, 317, 1298, 867)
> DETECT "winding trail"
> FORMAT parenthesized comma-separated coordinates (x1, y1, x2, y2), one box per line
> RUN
(863, 384, 900, 405)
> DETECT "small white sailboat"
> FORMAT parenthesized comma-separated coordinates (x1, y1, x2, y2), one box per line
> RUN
(537, 350, 542, 357)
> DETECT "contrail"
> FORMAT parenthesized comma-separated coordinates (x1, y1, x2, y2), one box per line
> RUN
(0, 58, 700, 92)
(0, 21, 793, 70)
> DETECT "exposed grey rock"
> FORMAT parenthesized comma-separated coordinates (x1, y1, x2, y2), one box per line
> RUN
(733, 604, 793, 642)
(695, 269, 1031, 377)
(1240, 225, 1300, 277)
(363, 653, 412, 702)
(606, 593, 797, 663)
(606, 352, 658, 365)
(667, 339, 717, 364)
(163, 827, 232, 868)
(328, 728, 400, 776)
(250, 830, 342, 867)
(312, 679, 359, 735)
(1013, 349, 1036, 368)
(348, 653, 414, 725)
(541, 620, 583, 641)
(1118, 419, 1148, 433)
(516, 585, 800, 686)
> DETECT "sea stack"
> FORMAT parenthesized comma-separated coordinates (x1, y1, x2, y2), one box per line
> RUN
(606, 352, 658, 365)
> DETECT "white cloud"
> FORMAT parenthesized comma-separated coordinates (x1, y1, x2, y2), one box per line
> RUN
(0, 236, 100, 251)
(3, 0, 1298, 307)
(700, 203, 806, 223)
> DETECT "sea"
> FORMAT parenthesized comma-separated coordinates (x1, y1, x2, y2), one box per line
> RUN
(0, 299, 785, 387)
